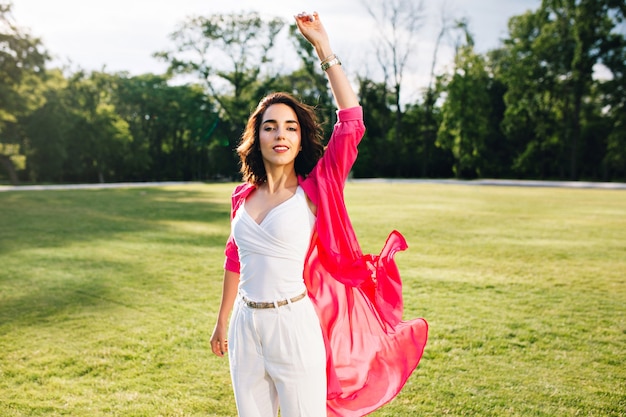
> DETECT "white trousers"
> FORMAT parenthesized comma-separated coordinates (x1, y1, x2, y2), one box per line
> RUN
(228, 293, 327, 417)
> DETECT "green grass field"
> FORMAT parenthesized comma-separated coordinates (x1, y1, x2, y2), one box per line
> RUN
(1, 182, 624, 416)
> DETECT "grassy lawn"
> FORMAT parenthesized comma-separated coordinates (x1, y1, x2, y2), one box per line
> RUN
(1, 182, 624, 416)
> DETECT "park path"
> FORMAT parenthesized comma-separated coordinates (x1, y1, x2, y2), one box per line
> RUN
(0, 181, 201, 192)
(1, 179, 626, 192)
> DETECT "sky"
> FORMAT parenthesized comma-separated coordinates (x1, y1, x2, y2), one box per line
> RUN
(12, 0, 540, 100)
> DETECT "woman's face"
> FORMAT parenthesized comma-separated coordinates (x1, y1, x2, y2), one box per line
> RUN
(258, 103, 302, 170)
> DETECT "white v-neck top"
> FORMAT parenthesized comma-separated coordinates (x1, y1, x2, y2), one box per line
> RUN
(231, 186, 316, 301)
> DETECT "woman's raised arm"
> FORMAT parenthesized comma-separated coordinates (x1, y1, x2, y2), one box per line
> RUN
(294, 12, 359, 110)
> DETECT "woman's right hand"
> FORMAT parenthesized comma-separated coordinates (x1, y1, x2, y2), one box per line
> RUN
(210, 270, 240, 357)
(210, 323, 229, 357)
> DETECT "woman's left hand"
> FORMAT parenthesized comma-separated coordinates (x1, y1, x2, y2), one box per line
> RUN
(294, 12, 330, 51)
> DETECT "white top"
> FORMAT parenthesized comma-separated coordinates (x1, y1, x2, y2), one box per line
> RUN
(231, 186, 315, 301)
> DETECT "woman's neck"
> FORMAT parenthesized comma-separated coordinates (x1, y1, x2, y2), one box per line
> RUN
(263, 166, 298, 194)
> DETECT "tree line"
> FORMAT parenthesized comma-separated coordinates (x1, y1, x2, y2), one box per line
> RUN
(1, 0, 624, 185)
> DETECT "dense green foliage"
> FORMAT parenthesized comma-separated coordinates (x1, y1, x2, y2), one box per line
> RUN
(1, 182, 624, 415)
(1, 1, 624, 184)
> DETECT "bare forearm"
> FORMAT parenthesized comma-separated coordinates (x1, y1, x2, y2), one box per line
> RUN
(210, 269, 239, 357)
(216, 269, 239, 325)
(294, 12, 360, 110)
(315, 46, 359, 110)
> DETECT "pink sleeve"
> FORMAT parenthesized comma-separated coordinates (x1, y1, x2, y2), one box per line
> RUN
(301, 107, 365, 206)
(223, 234, 240, 273)
(301, 106, 370, 285)
(323, 107, 365, 185)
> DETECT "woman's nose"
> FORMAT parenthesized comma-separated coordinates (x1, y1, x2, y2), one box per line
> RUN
(275, 128, 286, 139)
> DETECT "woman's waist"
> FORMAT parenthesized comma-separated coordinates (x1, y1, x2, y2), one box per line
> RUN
(238, 277, 306, 303)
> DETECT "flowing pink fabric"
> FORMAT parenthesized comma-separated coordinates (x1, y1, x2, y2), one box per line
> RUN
(224, 107, 428, 416)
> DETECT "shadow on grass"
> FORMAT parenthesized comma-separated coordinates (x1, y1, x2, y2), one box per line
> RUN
(0, 185, 232, 328)
(0, 186, 231, 254)
(0, 264, 121, 332)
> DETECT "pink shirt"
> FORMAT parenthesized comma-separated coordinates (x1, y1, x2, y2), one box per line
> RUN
(224, 106, 428, 417)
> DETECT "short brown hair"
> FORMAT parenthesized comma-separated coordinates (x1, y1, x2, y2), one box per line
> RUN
(237, 92, 324, 185)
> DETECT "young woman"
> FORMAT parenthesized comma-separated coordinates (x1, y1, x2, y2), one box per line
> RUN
(210, 11, 428, 417)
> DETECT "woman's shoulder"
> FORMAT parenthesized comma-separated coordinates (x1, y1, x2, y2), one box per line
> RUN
(232, 182, 255, 195)
(231, 182, 256, 205)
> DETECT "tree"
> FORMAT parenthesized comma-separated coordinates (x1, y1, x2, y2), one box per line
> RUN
(112, 73, 219, 181)
(155, 12, 286, 142)
(565, 0, 626, 179)
(436, 21, 493, 178)
(597, 3, 626, 180)
(155, 12, 287, 178)
(0, 2, 47, 183)
(361, 0, 425, 151)
(421, 4, 456, 178)
(73, 72, 132, 182)
(21, 69, 70, 182)
(353, 78, 395, 177)
(493, 0, 626, 179)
